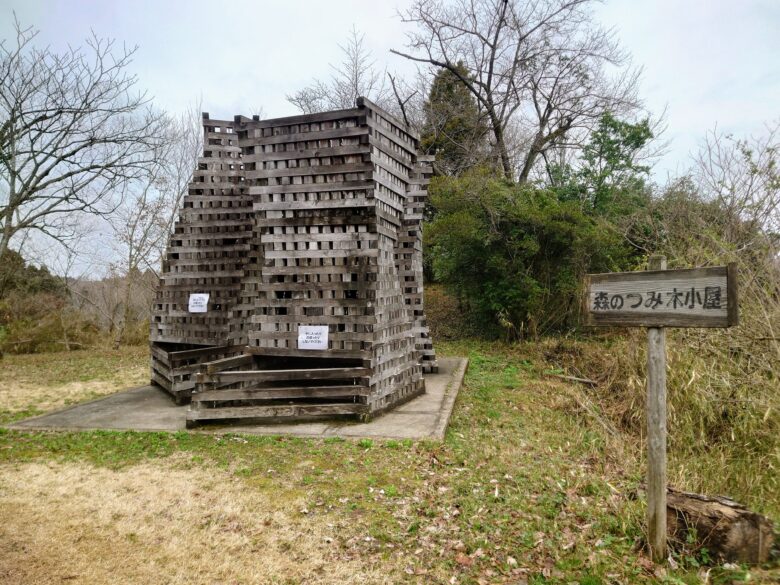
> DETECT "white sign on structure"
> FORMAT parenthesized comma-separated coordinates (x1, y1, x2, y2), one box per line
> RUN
(298, 325, 329, 350)
(188, 293, 210, 313)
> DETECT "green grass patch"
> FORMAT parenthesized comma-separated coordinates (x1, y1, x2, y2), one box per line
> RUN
(0, 341, 777, 584)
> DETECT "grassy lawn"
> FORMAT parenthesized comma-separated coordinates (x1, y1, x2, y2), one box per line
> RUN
(0, 342, 776, 584)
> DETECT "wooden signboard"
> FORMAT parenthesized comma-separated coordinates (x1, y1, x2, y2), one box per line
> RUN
(584, 264, 738, 328)
(584, 258, 738, 564)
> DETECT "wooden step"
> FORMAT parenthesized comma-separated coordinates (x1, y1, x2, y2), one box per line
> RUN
(168, 344, 244, 363)
(202, 353, 254, 374)
(245, 346, 371, 361)
(186, 402, 367, 424)
(193, 384, 368, 401)
(207, 367, 370, 384)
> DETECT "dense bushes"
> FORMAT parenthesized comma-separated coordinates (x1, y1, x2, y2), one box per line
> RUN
(0, 249, 64, 298)
(427, 170, 637, 338)
(0, 245, 162, 354)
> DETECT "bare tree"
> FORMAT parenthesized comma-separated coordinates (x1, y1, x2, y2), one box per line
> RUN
(693, 122, 780, 237)
(517, 24, 641, 182)
(392, 0, 641, 181)
(0, 18, 166, 259)
(107, 105, 202, 348)
(287, 26, 392, 114)
(155, 104, 203, 253)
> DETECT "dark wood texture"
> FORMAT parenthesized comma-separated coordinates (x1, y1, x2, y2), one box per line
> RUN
(150, 98, 437, 423)
(149, 343, 245, 402)
(584, 264, 738, 328)
(646, 254, 668, 563)
(666, 487, 775, 564)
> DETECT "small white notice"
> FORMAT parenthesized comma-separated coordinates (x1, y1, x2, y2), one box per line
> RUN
(188, 293, 210, 313)
(298, 325, 329, 350)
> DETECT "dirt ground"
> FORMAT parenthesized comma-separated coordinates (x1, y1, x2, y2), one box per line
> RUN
(0, 458, 401, 585)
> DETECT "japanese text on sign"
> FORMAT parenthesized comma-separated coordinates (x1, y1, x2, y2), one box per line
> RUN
(583, 265, 737, 328)
(592, 286, 723, 312)
(188, 293, 210, 313)
(298, 325, 329, 350)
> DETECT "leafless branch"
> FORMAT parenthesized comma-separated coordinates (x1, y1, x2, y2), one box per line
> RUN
(392, 0, 643, 181)
(287, 26, 392, 114)
(0, 17, 168, 259)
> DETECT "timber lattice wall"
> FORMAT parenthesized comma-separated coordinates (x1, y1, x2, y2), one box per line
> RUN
(150, 98, 437, 422)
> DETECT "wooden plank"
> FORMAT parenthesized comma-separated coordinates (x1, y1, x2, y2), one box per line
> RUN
(246, 144, 369, 162)
(246, 162, 373, 180)
(257, 198, 374, 211)
(646, 254, 667, 563)
(264, 248, 378, 259)
(150, 370, 172, 391)
(245, 346, 371, 360)
(187, 403, 367, 420)
(168, 344, 244, 361)
(251, 126, 366, 146)
(358, 96, 419, 141)
(247, 180, 372, 196)
(210, 367, 370, 383)
(584, 264, 737, 328)
(259, 232, 377, 244)
(203, 353, 254, 374)
(192, 385, 370, 401)
(247, 107, 363, 129)
(150, 344, 172, 365)
(727, 262, 739, 327)
(254, 215, 377, 228)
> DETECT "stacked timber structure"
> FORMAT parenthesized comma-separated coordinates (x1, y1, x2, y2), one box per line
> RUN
(150, 98, 437, 425)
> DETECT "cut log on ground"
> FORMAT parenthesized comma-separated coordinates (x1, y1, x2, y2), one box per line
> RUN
(665, 487, 776, 564)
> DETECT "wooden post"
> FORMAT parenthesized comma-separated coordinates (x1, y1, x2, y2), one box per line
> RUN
(646, 254, 667, 562)
(584, 258, 739, 564)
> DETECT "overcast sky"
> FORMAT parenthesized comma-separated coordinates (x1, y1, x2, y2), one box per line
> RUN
(1, 0, 778, 180)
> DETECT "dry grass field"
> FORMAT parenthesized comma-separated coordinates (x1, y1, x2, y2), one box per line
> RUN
(0, 460, 398, 585)
(0, 342, 776, 584)
(0, 347, 148, 423)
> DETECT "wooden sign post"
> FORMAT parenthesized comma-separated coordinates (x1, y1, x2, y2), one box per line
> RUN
(646, 255, 668, 564)
(584, 256, 738, 563)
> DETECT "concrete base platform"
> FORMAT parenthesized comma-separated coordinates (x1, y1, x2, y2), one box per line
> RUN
(7, 358, 468, 441)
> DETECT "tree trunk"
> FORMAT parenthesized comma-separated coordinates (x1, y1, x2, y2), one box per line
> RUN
(517, 145, 539, 185)
(486, 107, 512, 180)
(518, 124, 572, 185)
(59, 308, 71, 351)
(665, 487, 776, 565)
(0, 217, 13, 261)
(113, 278, 133, 350)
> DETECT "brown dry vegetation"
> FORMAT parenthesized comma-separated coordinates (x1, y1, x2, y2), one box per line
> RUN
(537, 332, 779, 519)
(0, 459, 402, 585)
(0, 347, 147, 422)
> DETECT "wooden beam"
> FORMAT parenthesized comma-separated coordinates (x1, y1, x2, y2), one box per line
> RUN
(192, 385, 370, 401)
(646, 254, 667, 563)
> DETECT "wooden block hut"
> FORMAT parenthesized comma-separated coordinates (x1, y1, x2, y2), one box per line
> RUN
(149, 98, 437, 425)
